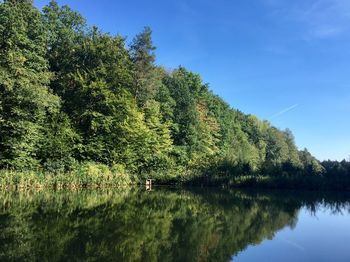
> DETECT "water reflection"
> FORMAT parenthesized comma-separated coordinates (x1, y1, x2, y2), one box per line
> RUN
(0, 188, 349, 261)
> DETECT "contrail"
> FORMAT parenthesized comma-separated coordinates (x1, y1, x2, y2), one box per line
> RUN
(271, 104, 298, 118)
(282, 238, 305, 251)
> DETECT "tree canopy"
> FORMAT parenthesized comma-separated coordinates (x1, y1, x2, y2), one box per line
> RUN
(2, 0, 343, 186)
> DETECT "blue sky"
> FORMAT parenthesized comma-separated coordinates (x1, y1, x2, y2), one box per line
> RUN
(34, 0, 350, 161)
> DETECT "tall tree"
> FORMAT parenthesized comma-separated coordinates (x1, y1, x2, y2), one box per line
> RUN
(164, 68, 200, 164)
(42, 0, 86, 75)
(129, 26, 159, 106)
(0, 0, 60, 168)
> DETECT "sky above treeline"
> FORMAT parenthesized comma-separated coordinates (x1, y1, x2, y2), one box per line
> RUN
(34, 0, 350, 161)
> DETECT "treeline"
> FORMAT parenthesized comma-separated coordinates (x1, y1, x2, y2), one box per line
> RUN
(322, 160, 350, 176)
(319, 160, 350, 189)
(0, 0, 347, 189)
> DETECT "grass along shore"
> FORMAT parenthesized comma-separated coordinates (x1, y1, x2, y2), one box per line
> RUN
(2, 164, 350, 191)
(0, 163, 134, 189)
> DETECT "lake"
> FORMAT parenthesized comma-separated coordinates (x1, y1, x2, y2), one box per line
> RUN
(0, 188, 349, 261)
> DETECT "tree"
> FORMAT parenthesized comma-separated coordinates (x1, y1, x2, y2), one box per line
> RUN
(282, 128, 302, 170)
(0, 0, 60, 168)
(142, 100, 173, 172)
(299, 149, 324, 175)
(163, 68, 201, 164)
(42, 0, 86, 75)
(0, 0, 326, 185)
(37, 112, 79, 171)
(263, 127, 289, 173)
(129, 26, 159, 106)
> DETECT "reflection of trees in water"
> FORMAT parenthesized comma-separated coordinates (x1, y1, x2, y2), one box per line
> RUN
(0, 189, 349, 262)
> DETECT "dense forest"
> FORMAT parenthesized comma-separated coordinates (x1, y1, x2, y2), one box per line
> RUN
(0, 0, 349, 189)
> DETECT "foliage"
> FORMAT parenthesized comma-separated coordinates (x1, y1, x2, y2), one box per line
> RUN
(0, 0, 60, 169)
(0, 0, 345, 189)
(0, 162, 132, 189)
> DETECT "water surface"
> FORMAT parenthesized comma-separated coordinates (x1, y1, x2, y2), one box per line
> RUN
(0, 188, 349, 261)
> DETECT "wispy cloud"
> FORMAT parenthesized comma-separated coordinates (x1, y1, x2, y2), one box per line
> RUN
(271, 104, 299, 118)
(263, 0, 350, 39)
(282, 238, 305, 251)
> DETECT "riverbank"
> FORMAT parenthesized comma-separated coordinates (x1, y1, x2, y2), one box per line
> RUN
(188, 173, 350, 191)
(1, 166, 350, 191)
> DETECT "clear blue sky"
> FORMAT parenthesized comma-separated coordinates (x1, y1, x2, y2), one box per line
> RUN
(35, 0, 350, 161)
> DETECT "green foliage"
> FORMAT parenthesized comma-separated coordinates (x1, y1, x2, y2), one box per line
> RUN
(42, 0, 86, 74)
(38, 112, 79, 172)
(299, 148, 324, 174)
(129, 26, 159, 106)
(0, 162, 132, 189)
(0, 0, 339, 189)
(0, 0, 60, 169)
(323, 159, 350, 177)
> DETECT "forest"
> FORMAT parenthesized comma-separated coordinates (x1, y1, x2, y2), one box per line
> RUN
(0, 0, 349, 190)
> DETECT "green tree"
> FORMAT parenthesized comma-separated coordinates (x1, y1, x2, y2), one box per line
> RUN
(43, 0, 86, 76)
(0, 0, 326, 184)
(299, 149, 324, 175)
(282, 128, 302, 171)
(129, 26, 159, 106)
(264, 127, 289, 170)
(0, 0, 60, 169)
(164, 68, 201, 165)
(143, 100, 173, 172)
(37, 112, 79, 171)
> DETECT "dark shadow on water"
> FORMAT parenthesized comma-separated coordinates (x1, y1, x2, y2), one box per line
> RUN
(0, 187, 349, 261)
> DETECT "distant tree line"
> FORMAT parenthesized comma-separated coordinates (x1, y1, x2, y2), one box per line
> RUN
(0, 0, 348, 189)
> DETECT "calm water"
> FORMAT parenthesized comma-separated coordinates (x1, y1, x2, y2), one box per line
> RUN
(0, 188, 350, 261)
